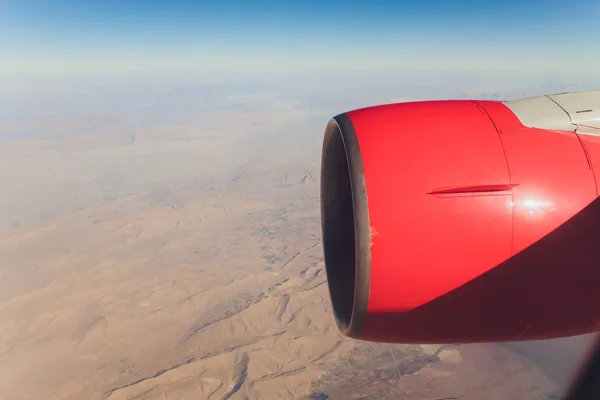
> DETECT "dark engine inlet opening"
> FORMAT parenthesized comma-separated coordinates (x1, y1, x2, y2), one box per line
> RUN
(321, 120, 356, 330)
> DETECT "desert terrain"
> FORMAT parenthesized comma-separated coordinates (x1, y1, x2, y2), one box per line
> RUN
(0, 74, 594, 399)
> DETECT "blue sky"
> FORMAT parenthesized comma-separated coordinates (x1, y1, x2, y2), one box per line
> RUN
(1, 0, 599, 75)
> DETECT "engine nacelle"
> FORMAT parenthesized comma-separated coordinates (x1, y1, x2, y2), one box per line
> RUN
(320, 90, 600, 343)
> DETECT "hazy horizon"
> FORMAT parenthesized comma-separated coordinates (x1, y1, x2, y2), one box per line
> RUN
(2, 0, 600, 76)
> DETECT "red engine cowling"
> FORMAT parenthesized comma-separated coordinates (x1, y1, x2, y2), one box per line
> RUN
(320, 92, 600, 343)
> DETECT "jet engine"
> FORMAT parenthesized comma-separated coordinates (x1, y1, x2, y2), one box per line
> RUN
(320, 90, 600, 343)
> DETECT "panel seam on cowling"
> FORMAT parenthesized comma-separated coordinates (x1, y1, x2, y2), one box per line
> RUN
(574, 132, 598, 196)
(471, 100, 515, 256)
(546, 95, 576, 126)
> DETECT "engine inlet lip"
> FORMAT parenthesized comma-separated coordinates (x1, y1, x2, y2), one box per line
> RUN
(320, 113, 371, 338)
